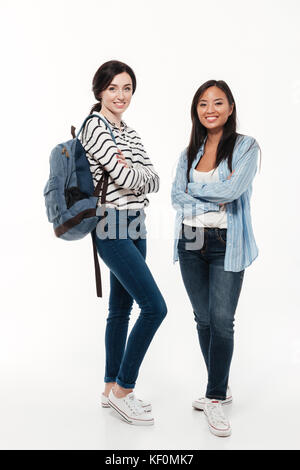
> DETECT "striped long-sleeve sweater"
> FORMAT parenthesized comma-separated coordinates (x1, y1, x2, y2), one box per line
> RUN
(79, 111, 159, 210)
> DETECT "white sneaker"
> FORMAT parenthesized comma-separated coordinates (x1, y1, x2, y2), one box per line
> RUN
(192, 386, 232, 411)
(108, 390, 154, 426)
(101, 392, 152, 412)
(203, 399, 231, 437)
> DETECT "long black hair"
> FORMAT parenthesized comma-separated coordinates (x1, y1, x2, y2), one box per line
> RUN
(90, 60, 137, 114)
(186, 79, 239, 181)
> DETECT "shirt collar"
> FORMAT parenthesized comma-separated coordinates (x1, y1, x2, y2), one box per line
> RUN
(200, 135, 208, 151)
(194, 135, 208, 162)
(190, 136, 208, 175)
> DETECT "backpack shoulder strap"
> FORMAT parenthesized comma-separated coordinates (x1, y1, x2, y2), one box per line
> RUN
(91, 229, 102, 297)
(80, 115, 114, 299)
(75, 114, 117, 144)
(74, 113, 116, 299)
(78, 114, 113, 201)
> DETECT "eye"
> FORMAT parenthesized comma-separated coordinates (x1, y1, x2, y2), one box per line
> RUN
(215, 102, 223, 105)
(199, 103, 206, 107)
(125, 87, 132, 91)
(108, 87, 115, 91)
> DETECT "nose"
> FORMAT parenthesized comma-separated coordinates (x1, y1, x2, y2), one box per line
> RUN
(117, 89, 125, 100)
(207, 103, 216, 113)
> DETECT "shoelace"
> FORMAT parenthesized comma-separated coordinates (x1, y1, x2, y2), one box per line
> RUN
(206, 402, 228, 426)
(124, 394, 145, 416)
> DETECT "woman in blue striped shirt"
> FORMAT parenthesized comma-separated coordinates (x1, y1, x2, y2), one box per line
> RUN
(171, 80, 261, 437)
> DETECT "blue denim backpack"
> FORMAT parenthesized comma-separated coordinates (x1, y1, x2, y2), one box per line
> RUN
(43, 114, 116, 298)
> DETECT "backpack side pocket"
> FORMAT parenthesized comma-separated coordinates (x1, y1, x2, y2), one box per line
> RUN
(43, 176, 61, 223)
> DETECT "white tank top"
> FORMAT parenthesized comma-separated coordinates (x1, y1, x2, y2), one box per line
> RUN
(183, 168, 228, 228)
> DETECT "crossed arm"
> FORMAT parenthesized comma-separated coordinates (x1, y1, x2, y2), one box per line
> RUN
(84, 118, 158, 192)
(187, 137, 259, 204)
(171, 149, 220, 218)
(115, 133, 159, 195)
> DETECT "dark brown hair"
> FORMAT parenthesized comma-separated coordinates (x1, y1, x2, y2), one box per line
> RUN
(90, 60, 137, 114)
(187, 79, 238, 181)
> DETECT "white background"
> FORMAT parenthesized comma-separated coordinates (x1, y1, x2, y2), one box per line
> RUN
(0, 0, 300, 450)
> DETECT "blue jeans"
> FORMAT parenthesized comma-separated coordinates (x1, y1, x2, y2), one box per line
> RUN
(94, 208, 167, 389)
(177, 224, 245, 400)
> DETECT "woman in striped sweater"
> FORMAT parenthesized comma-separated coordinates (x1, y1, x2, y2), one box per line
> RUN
(171, 80, 261, 437)
(80, 60, 167, 426)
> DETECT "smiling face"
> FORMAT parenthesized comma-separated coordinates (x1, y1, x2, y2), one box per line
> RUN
(197, 86, 234, 132)
(100, 72, 133, 116)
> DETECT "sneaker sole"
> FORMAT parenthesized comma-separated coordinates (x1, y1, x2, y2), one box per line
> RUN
(108, 398, 154, 426)
(207, 424, 232, 437)
(102, 400, 152, 413)
(192, 397, 232, 411)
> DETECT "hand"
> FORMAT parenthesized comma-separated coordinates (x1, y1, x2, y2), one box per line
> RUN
(116, 149, 128, 167)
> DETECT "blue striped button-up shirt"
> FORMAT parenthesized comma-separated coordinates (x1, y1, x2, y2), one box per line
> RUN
(171, 134, 260, 272)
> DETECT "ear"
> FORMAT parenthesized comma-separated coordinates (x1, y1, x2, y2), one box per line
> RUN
(228, 103, 234, 116)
